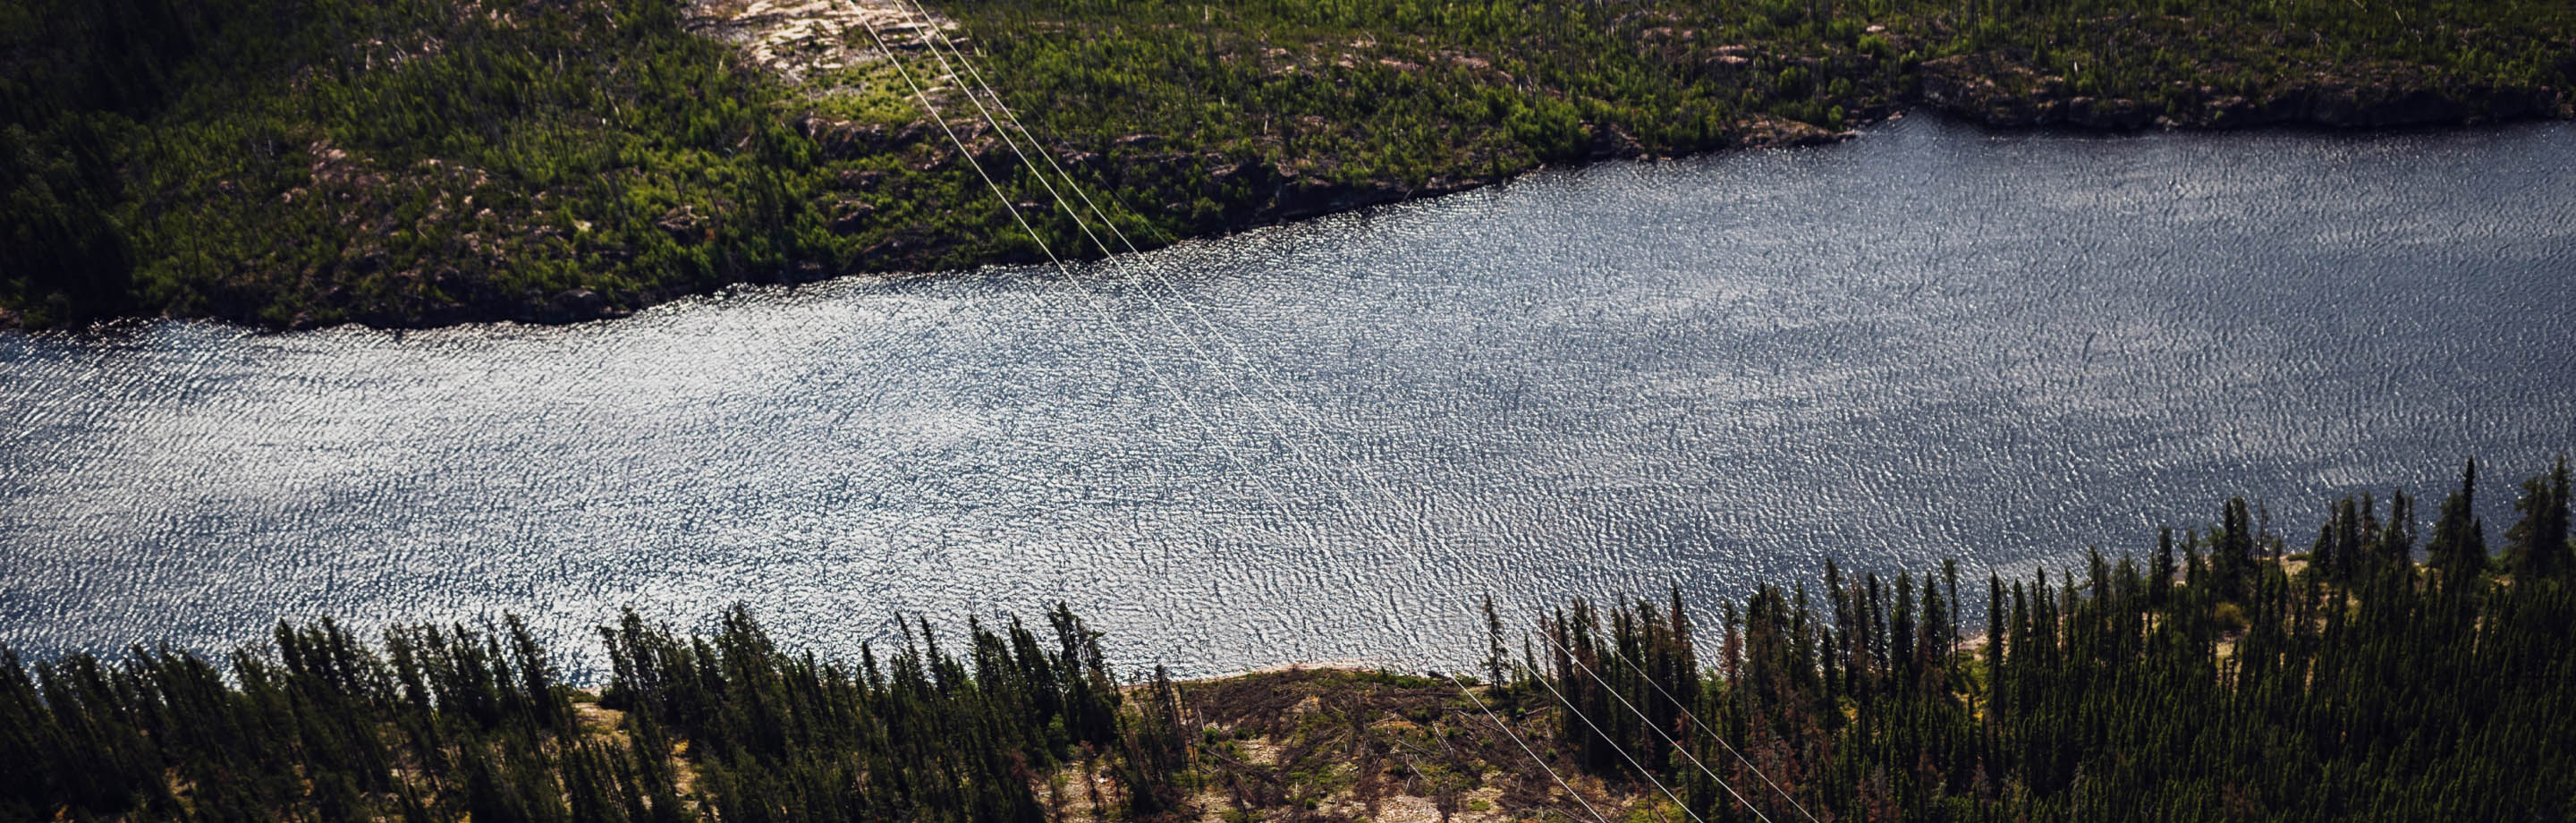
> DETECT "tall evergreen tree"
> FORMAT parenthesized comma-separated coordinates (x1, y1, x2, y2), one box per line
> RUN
(2506, 457, 2571, 578)
(2152, 526, 2177, 606)
(2428, 459, 2490, 584)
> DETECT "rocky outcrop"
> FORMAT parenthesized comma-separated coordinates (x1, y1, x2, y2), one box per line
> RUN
(1258, 174, 1496, 224)
(1733, 115, 1849, 148)
(655, 206, 708, 245)
(532, 288, 619, 324)
(684, 0, 947, 83)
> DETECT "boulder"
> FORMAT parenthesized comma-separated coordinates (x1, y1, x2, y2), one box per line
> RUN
(656, 207, 706, 244)
(1584, 123, 1648, 159)
(547, 288, 610, 322)
(829, 200, 878, 234)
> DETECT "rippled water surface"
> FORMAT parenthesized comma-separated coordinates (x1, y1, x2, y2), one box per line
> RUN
(6, 117, 2573, 678)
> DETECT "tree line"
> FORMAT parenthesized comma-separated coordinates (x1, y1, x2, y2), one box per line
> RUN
(4, 456, 2570, 819)
(1526, 457, 2574, 821)
(1, 603, 1194, 822)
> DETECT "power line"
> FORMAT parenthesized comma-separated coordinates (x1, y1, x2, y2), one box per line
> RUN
(857, 12, 1816, 823)
(847, 6, 1306, 531)
(869, 14, 1731, 821)
(1520, 636, 1715, 823)
(1440, 668, 1620, 823)
(1523, 605, 1784, 823)
(1573, 601, 1824, 823)
(850, 15, 1613, 823)
(887, 0, 1430, 545)
(888, 0, 1148, 257)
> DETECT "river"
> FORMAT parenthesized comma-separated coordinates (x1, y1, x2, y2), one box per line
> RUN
(4, 116, 2572, 679)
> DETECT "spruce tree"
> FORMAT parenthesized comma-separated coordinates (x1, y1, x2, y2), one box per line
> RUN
(2152, 527, 2175, 607)
(2428, 459, 2489, 584)
(2506, 457, 2571, 578)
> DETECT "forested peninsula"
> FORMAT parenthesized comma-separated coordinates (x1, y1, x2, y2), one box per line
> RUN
(4, 0, 2572, 329)
(6, 458, 2574, 821)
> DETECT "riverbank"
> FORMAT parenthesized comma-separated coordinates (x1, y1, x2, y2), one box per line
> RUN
(4, 0, 2570, 330)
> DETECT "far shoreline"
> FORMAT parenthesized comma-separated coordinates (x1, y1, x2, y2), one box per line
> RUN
(5, 100, 2564, 337)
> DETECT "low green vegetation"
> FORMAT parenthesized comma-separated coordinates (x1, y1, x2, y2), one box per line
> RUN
(4, 0, 2571, 329)
(2, 0, 843, 328)
(5, 458, 2571, 820)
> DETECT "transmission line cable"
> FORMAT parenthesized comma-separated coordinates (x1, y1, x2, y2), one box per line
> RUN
(859, 0, 1444, 637)
(885, 27, 1764, 819)
(849, 11, 1306, 529)
(1519, 644, 1715, 823)
(1572, 603, 1824, 823)
(860, 12, 1732, 823)
(890, 0, 1150, 256)
(852, 20, 1610, 823)
(1437, 667, 1620, 823)
(880, 0, 1423, 534)
(1521, 607, 1781, 823)
(890, 0, 1450, 551)
(878, 16, 1749, 820)
(908, 23, 1837, 816)
(894, 0, 1361, 403)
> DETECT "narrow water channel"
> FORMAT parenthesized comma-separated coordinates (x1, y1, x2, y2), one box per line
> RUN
(4, 116, 2571, 678)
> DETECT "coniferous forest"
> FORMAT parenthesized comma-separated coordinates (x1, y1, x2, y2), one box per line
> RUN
(4, 458, 2572, 821)
(1530, 458, 2576, 821)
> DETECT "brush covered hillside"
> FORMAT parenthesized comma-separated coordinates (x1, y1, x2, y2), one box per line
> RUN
(4, 0, 2573, 329)
(5, 459, 2575, 821)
